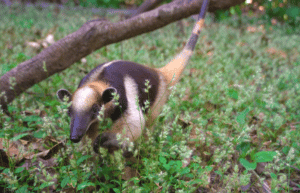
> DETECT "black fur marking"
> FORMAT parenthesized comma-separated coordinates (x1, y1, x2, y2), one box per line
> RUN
(79, 61, 160, 121)
(186, 33, 199, 51)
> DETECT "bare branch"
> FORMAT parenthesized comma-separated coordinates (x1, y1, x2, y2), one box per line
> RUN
(130, 0, 165, 18)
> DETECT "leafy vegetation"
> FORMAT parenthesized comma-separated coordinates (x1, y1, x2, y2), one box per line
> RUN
(78, 0, 124, 8)
(215, 0, 300, 27)
(77, 0, 144, 8)
(0, 4, 300, 192)
(263, 0, 300, 26)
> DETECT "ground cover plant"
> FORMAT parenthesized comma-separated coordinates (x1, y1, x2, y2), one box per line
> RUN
(0, 4, 300, 192)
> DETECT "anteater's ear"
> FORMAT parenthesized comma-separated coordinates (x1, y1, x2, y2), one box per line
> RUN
(102, 87, 117, 104)
(57, 89, 72, 102)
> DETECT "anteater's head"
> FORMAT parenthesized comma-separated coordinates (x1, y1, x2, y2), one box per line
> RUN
(57, 83, 116, 143)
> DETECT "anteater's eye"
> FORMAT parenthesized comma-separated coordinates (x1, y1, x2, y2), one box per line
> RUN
(92, 104, 100, 115)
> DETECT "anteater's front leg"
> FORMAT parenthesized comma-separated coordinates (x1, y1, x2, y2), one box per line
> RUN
(93, 132, 120, 154)
(93, 115, 145, 155)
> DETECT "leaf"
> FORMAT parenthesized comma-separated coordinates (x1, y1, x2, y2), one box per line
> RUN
(160, 157, 170, 170)
(230, 7, 236, 15)
(76, 155, 93, 165)
(163, 163, 170, 170)
(256, 99, 266, 108)
(11, 133, 28, 141)
(61, 176, 70, 188)
(77, 182, 95, 191)
(180, 167, 190, 175)
(71, 176, 78, 187)
(282, 146, 290, 155)
(38, 181, 54, 190)
(228, 88, 238, 100)
(236, 142, 251, 156)
(237, 108, 250, 125)
(34, 130, 46, 138)
(215, 170, 223, 176)
(175, 160, 182, 170)
(253, 151, 276, 163)
(16, 185, 29, 193)
(240, 158, 257, 171)
(188, 178, 202, 185)
(112, 188, 121, 193)
(14, 167, 25, 173)
(159, 156, 166, 165)
(270, 172, 277, 180)
(286, 7, 300, 18)
(185, 173, 194, 179)
(23, 115, 40, 122)
(235, 5, 242, 16)
(205, 166, 213, 171)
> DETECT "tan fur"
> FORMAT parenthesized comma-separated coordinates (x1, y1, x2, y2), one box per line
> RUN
(146, 71, 168, 128)
(72, 87, 96, 112)
(192, 19, 205, 35)
(87, 81, 109, 97)
(72, 81, 109, 112)
(87, 81, 116, 119)
(159, 49, 193, 86)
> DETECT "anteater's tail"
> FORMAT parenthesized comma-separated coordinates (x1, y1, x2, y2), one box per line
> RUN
(159, 0, 210, 86)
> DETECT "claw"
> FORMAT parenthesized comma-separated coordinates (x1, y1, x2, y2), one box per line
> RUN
(93, 133, 120, 153)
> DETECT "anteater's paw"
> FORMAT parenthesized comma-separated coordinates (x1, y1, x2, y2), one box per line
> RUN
(93, 133, 120, 154)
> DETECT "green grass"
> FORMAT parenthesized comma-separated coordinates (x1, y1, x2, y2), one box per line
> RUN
(0, 4, 300, 192)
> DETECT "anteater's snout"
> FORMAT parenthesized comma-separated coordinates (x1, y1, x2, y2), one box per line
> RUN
(70, 115, 89, 143)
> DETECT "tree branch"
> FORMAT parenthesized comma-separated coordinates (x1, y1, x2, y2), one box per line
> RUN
(130, 0, 165, 18)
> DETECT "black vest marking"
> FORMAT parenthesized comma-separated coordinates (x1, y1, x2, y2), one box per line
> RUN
(79, 61, 160, 121)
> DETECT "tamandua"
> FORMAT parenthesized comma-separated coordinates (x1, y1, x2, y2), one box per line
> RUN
(57, 0, 210, 153)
